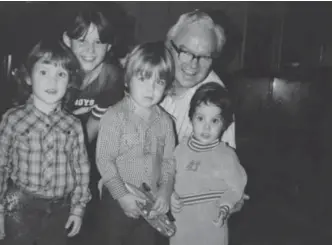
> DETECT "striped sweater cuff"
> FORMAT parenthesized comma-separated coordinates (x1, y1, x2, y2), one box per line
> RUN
(179, 191, 225, 206)
(219, 205, 230, 217)
(91, 105, 107, 119)
(104, 178, 129, 200)
(70, 205, 84, 218)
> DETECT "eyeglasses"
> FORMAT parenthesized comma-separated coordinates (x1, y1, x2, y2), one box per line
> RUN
(170, 40, 213, 65)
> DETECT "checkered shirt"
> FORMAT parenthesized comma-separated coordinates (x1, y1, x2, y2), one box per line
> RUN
(96, 95, 176, 200)
(0, 98, 91, 217)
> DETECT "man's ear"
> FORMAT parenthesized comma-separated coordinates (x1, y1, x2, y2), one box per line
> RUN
(62, 32, 71, 48)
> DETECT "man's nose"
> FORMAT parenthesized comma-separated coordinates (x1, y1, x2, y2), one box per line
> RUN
(189, 57, 199, 69)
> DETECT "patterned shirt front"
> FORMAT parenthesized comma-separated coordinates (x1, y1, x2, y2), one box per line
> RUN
(96, 95, 176, 200)
(0, 98, 91, 217)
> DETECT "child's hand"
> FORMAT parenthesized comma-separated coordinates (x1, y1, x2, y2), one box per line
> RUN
(118, 194, 146, 219)
(0, 213, 5, 240)
(171, 191, 183, 213)
(65, 215, 82, 237)
(213, 205, 230, 228)
(149, 187, 170, 218)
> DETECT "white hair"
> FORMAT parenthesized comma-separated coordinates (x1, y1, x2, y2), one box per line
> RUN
(166, 10, 226, 56)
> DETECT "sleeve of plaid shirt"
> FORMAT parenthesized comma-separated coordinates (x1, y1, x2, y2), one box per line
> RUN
(159, 116, 176, 187)
(96, 107, 129, 200)
(0, 109, 14, 213)
(70, 122, 92, 217)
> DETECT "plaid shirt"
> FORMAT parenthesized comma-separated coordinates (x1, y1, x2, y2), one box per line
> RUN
(96, 95, 176, 200)
(0, 98, 91, 217)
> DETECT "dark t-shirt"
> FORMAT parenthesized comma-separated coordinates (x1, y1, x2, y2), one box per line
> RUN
(67, 62, 125, 123)
(66, 62, 125, 181)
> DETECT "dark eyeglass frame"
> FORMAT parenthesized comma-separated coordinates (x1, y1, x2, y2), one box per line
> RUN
(170, 40, 213, 63)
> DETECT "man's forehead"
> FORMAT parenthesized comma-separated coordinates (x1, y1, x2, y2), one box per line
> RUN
(174, 23, 216, 46)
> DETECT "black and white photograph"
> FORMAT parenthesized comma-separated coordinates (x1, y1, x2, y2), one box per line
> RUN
(0, 2, 331, 245)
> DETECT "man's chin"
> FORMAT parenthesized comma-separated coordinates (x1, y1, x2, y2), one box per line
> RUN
(179, 79, 201, 89)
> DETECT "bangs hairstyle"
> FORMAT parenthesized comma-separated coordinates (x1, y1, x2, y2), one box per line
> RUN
(124, 41, 174, 91)
(189, 82, 233, 130)
(13, 39, 82, 107)
(64, 3, 117, 45)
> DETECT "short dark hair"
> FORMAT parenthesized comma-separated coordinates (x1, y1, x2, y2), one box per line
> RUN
(124, 41, 175, 92)
(189, 82, 233, 130)
(13, 38, 82, 107)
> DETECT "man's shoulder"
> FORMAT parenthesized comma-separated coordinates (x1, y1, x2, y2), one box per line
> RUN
(200, 70, 225, 87)
(157, 105, 175, 123)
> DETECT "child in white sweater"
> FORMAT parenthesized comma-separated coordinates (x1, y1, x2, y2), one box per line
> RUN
(170, 82, 247, 245)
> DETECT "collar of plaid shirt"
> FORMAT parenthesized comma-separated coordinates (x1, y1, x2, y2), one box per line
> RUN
(123, 95, 162, 126)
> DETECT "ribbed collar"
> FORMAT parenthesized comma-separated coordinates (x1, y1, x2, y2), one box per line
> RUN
(187, 135, 220, 152)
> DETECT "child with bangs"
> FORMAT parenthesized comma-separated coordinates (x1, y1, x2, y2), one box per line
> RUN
(0, 39, 91, 245)
(96, 41, 176, 245)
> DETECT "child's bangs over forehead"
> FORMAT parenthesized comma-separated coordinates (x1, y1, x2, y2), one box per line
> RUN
(65, 5, 114, 44)
(126, 42, 174, 88)
(132, 59, 170, 83)
(27, 40, 80, 75)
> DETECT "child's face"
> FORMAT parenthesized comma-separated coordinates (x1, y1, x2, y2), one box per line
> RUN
(28, 58, 69, 110)
(66, 24, 111, 74)
(128, 71, 166, 109)
(191, 102, 224, 144)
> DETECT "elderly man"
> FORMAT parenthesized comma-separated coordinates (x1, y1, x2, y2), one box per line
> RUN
(160, 10, 235, 148)
(160, 12, 248, 224)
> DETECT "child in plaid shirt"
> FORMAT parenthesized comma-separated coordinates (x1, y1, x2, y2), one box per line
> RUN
(0, 39, 91, 245)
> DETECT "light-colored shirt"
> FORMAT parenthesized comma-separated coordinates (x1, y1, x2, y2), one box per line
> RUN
(0, 98, 91, 217)
(160, 71, 236, 148)
(170, 136, 246, 245)
(96, 95, 176, 200)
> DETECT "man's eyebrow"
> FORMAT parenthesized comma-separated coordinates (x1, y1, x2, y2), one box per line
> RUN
(178, 43, 211, 57)
(40, 60, 52, 64)
(177, 43, 191, 52)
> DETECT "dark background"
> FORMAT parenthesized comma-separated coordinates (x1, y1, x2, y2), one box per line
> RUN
(1, 2, 332, 245)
